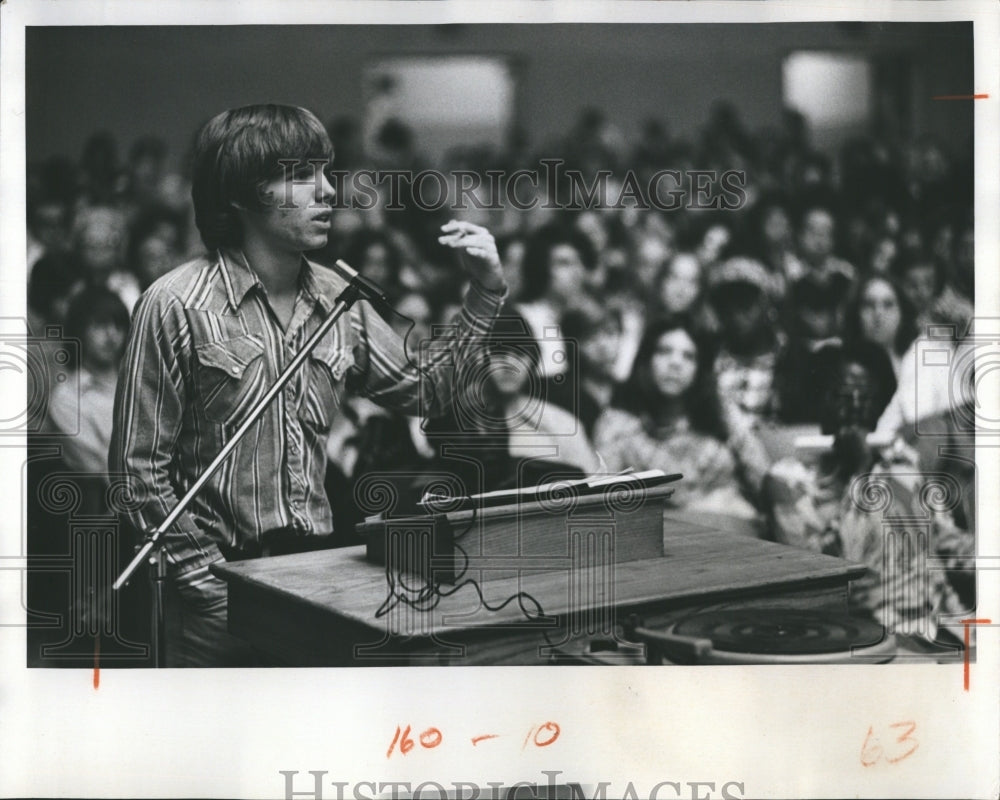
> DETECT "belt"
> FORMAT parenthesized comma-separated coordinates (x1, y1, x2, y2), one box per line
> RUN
(221, 528, 338, 561)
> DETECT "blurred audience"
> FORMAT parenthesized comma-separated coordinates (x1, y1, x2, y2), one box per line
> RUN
(764, 342, 973, 641)
(26, 104, 975, 538)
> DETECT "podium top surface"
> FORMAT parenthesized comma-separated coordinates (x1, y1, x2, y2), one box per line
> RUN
(213, 512, 866, 637)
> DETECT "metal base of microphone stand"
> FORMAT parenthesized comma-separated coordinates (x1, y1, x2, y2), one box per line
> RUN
(148, 550, 167, 668)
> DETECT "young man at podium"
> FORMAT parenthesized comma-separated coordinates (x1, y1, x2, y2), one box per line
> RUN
(109, 104, 507, 666)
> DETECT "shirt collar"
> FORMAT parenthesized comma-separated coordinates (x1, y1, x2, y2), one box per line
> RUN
(217, 248, 264, 309)
(299, 256, 335, 314)
(217, 248, 334, 315)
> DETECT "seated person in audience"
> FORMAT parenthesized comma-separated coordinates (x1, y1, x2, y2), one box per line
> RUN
(789, 206, 856, 284)
(593, 315, 769, 516)
(337, 228, 407, 300)
(843, 275, 917, 378)
(326, 287, 439, 487)
(655, 251, 702, 316)
(868, 234, 898, 276)
(426, 312, 600, 494)
(894, 250, 973, 334)
(27, 251, 86, 335)
(120, 135, 189, 222)
(706, 257, 784, 433)
(740, 193, 798, 298)
(763, 341, 973, 642)
(71, 205, 142, 312)
(545, 299, 623, 439)
(322, 291, 441, 531)
(693, 220, 732, 273)
(773, 272, 853, 425)
(27, 194, 72, 277)
(877, 254, 975, 436)
(899, 364, 976, 608)
(516, 223, 601, 378)
(47, 287, 130, 476)
(128, 210, 185, 290)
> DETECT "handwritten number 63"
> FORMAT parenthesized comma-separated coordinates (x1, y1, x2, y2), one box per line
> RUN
(861, 721, 918, 766)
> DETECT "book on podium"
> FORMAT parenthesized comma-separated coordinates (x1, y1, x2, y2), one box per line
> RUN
(360, 470, 681, 585)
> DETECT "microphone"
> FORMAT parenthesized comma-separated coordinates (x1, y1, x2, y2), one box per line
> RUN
(330, 258, 394, 317)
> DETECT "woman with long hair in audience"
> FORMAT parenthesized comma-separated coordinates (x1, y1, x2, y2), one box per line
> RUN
(843, 274, 917, 378)
(876, 250, 975, 436)
(516, 222, 600, 378)
(426, 311, 601, 494)
(592, 315, 769, 515)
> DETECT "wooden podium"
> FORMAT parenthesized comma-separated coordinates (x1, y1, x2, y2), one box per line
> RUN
(212, 505, 867, 666)
(359, 476, 678, 585)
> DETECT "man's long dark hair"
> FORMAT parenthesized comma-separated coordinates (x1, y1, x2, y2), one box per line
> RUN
(519, 222, 598, 303)
(620, 314, 728, 441)
(191, 104, 333, 251)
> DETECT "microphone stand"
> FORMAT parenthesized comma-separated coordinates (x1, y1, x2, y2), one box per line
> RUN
(113, 259, 387, 667)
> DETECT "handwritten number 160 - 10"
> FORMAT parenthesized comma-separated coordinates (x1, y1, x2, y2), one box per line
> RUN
(387, 722, 560, 758)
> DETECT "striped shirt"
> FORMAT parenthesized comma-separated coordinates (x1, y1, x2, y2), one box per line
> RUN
(109, 248, 504, 577)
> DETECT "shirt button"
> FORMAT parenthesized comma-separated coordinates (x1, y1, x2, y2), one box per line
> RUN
(230, 366, 240, 376)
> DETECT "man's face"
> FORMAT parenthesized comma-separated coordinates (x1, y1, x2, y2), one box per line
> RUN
(83, 318, 126, 371)
(715, 283, 765, 340)
(580, 321, 621, 379)
(660, 253, 701, 314)
(762, 207, 791, 247)
(361, 242, 393, 287)
(79, 220, 123, 275)
(32, 202, 70, 252)
(799, 210, 834, 264)
(135, 235, 176, 287)
(901, 263, 937, 316)
(392, 293, 432, 348)
(797, 305, 839, 340)
(250, 161, 336, 255)
(821, 362, 878, 435)
(548, 243, 587, 303)
(696, 224, 730, 266)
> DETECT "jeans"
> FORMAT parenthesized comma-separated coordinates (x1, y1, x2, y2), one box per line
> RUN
(162, 569, 259, 668)
(161, 529, 336, 667)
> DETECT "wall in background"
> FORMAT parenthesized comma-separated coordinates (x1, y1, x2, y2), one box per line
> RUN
(26, 22, 973, 170)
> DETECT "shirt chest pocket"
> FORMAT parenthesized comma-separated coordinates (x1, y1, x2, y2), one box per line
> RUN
(300, 339, 353, 430)
(194, 335, 266, 425)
